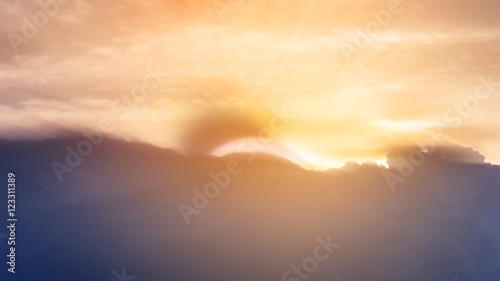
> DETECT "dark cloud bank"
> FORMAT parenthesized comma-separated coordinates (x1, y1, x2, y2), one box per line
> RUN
(0, 136, 499, 281)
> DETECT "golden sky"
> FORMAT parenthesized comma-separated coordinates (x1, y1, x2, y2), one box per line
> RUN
(1, 0, 499, 169)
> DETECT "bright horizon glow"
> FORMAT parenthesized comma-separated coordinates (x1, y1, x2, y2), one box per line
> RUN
(210, 138, 389, 170)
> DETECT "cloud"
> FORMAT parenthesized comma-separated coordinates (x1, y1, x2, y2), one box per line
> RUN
(1, 136, 500, 280)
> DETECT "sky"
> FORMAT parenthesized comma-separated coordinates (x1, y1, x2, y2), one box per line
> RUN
(1, 0, 500, 169)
